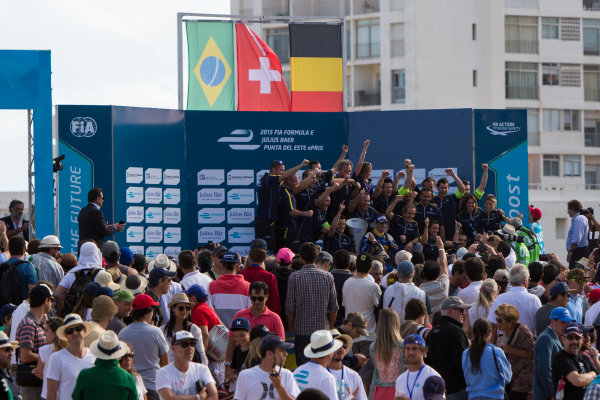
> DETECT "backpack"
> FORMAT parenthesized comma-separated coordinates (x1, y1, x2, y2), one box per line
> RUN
(63, 268, 100, 315)
(0, 260, 28, 308)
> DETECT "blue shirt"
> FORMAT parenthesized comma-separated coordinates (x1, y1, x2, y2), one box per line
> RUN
(531, 222, 545, 254)
(567, 294, 584, 324)
(462, 344, 512, 400)
(567, 214, 589, 251)
(533, 326, 563, 400)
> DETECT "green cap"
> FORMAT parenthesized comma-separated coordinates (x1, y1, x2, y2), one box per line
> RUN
(322, 222, 331, 228)
(112, 289, 134, 303)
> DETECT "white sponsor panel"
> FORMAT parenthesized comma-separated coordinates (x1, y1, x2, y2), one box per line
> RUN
(197, 189, 225, 205)
(197, 169, 224, 186)
(164, 227, 181, 244)
(126, 167, 143, 184)
(371, 169, 395, 185)
(228, 227, 255, 244)
(163, 169, 180, 185)
(227, 169, 254, 186)
(198, 227, 226, 243)
(163, 208, 181, 224)
(429, 167, 457, 184)
(145, 168, 162, 185)
(130, 246, 144, 255)
(145, 226, 163, 243)
(126, 206, 144, 223)
(145, 187, 162, 204)
(126, 187, 144, 203)
(145, 207, 163, 224)
(198, 208, 226, 224)
(229, 246, 250, 257)
(164, 188, 181, 205)
(396, 168, 426, 186)
(164, 247, 182, 259)
(227, 208, 255, 224)
(126, 226, 144, 243)
(145, 247, 163, 259)
(227, 189, 254, 205)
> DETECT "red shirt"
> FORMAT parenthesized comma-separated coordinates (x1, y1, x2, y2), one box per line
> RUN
(232, 306, 285, 339)
(240, 264, 281, 314)
(191, 301, 221, 331)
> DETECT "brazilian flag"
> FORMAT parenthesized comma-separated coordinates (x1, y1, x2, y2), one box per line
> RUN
(186, 22, 234, 110)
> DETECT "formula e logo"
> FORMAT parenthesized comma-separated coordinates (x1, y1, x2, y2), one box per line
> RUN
(217, 129, 260, 150)
(70, 117, 97, 138)
(486, 122, 521, 136)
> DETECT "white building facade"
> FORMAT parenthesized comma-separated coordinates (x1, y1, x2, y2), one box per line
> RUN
(231, 0, 600, 259)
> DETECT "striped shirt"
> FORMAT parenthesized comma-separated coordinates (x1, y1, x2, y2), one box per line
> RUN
(208, 274, 251, 329)
(16, 311, 46, 352)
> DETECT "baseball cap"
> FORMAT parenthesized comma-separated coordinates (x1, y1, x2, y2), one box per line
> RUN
(529, 205, 542, 221)
(148, 267, 176, 286)
(441, 296, 472, 311)
(493, 269, 509, 282)
(564, 323, 583, 337)
(212, 245, 228, 255)
(119, 247, 134, 266)
(172, 330, 196, 344)
(456, 247, 468, 260)
(250, 239, 268, 251)
(397, 260, 415, 276)
(423, 376, 446, 400)
(345, 312, 369, 337)
(588, 289, 600, 303)
(131, 294, 159, 310)
(567, 268, 589, 283)
(277, 248, 294, 264)
(550, 282, 571, 299)
(183, 284, 209, 303)
(84, 282, 102, 296)
(101, 241, 120, 259)
(375, 215, 388, 224)
(250, 325, 270, 341)
(404, 334, 426, 347)
(260, 334, 293, 353)
(356, 253, 373, 271)
(318, 251, 333, 264)
(221, 252, 239, 264)
(550, 307, 575, 323)
(112, 289, 134, 303)
(0, 304, 17, 322)
(29, 284, 53, 305)
(230, 317, 251, 331)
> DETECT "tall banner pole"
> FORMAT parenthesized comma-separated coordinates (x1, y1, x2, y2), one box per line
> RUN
(342, 17, 347, 112)
(177, 13, 183, 110)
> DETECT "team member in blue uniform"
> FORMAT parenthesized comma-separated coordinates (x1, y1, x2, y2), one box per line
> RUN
(456, 194, 484, 246)
(414, 188, 444, 239)
(372, 170, 404, 215)
(324, 203, 356, 254)
(478, 194, 510, 233)
(453, 163, 489, 212)
(308, 144, 349, 194)
(386, 200, 420, 252)
(347, 190, 377, 226)
(298, 182, 339, 243)
(352, 139, 373, 197)
(433, 168, 466, 242)
(329, 160, 361, 221)
(360, 215, 398, 258)
(256, 159, 309, 251)
(276, 173, 313, 252)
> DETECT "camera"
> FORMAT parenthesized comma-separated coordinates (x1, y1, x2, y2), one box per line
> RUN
(497, 232, 524, 243)
(579, 207, 594, 216)
(539, 254, 550, 262)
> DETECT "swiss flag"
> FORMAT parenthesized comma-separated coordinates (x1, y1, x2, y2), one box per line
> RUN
(235, 23, 290, 111)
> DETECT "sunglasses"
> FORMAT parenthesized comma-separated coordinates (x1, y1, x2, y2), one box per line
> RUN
(566, 335, 582, 341)
(250, 296, 265, 302)
(496, 318, 504, 324)
(453, 308, 466, 314)
(65, 325, 85, 335)
(178, 341, 197, 348)
(176, 306, 191, 312)
(121, 353, 134, 359)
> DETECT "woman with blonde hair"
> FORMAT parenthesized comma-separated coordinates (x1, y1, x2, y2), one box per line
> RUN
(369, 308, 404, 399)
(495, 304, 534, 400)
(463, 278, 498, 338)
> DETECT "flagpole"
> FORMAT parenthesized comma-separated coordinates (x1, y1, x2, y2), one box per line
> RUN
(233, 23, 238, 111)
(341, 17, 347, 112)
(177, 12, 183, 110)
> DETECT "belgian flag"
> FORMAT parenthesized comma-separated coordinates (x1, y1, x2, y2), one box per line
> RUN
(289, 23, 343, 112)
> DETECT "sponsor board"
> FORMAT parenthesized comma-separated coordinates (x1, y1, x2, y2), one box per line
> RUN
(197, 169, 225, 186)
(164, 247, 182, 259)
(197, 189, 225, 205)
(129, 246, 144, 255)
(126, 187, 144, 203)
(126, 167, 143, 184)
(198, 227, 226, 243)
(164, 227, 182, 243)
(145, 226, 163, 243)
(163, 169, 180, 185)
(145, 246, 163, 259)
(227, 227, 255, 243)
(126, 206, 144, 223)
(229, 246, 250, 257)
(164, 188, 181, 205)
(145, 168, 162, 185)
(227, 208, 255, 224)
(227, 169, 254, 186)
(227, 189, 254, 205)
(126, 226, 144, 243)
(198, 208, 226, 224)
(145, 187, 163, 204)
(163, 208, 181, 224)
(145, 207, 163, 224)
(429, 168, 457, 184)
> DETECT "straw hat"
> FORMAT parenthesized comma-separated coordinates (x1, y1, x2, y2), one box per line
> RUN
(56, 314, 93, 342)
(95, 270, 120, 291)
(147, 254, 176, 273)
(0, 331, 18, 350)
(167, 292, 191, 309)
(89, 331, 129, 360)
(303, 330, 343, 359)
(120, 274, 147, 295)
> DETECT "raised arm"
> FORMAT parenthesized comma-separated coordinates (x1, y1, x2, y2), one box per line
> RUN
(436, 235, 448, 276)
(294, 169, 316, 194)
(445, 168, 467, 195)
(420, 218, 430, 244)
(331, 144, 349, 173)
(354, 139, 370, 178)
(476, 164, 489, 198)
(347, 189, 365, 213)
(373, 170, 390, 199)
(281, 159, 310, 183)
(399, 162, 414, 195)
(328, 202, 346, 237)
(315, 182, 339, 207)
(386, 196, 402, 221)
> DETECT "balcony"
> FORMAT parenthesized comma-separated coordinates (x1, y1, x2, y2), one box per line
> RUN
(390, 39, 404, 57)
(586, 131, 600, 146)
(505, 39, 538, 54)
(506, 86, 538, 100)
(355, 43, 380, 59)
(355, 90, 381, 106)
(586, 88, 600, 101)
(584, 0, 600, 10)
(353, 0, 380, 14)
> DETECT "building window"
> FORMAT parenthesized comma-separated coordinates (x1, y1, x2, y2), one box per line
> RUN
(585, 117, 600, 146)
(560, 64, 581, 87)
(586, 164, 600, 189)
(564, 155, 582, 176)
(472, 24, 477, 40)
(356, 19, 380, 58)
(563, 110, 581, 131)
(390, 23, 404, 57)
(543, 154, 560, 176)
(584, 19, 600, 56)
(505, 16, 538, 53)
(265, 28, 290, 64)
(585, 65, 600, 101)
(391, 69, 405, 104)
(505, 0, 538, 7)
(473, 70, 478, 87)
(506, 62, 538, 99)
(543, 109, 560, 131)
(542, 17, 559, 39)
(561, 18, 581, 41)
(390, 0, 404, 10)
(527, 109, 540, 146)
(542, 63, 559, 86)
(556, 218, 567, 239)
(584, 0, 600, 11)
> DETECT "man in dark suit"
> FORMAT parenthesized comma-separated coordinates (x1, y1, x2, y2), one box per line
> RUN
(1, 200, 29, 241)
(78, 188, 125, 249)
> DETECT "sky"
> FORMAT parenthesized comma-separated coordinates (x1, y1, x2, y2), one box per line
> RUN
(0, 1, 230, 191)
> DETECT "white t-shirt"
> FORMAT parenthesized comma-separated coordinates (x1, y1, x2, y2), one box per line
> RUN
(156, 362, 215, 399)
(180, 271, 212, 292)
(487, 286, 541, 333)
(234, 365, 300, 400)
(39, 343, 55, 399)
(395, 364, 442, 400)
(134, 374, 147, 400)
(458, 280, 482, 305)
(342, 277, 381, 342)
(468, 304, 489, 328)
(329, 366, 368, 400)
(585, 301, 600, 326)
(10, 300, 29, 364)
(294, 361, 337, 400)
(46, 348, 96, 400)
(58, 265, 102, 290)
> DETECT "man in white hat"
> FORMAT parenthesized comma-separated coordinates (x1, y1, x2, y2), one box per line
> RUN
(293, 330, 341, 399)
(46, 314, 96, 400)
(0, 331, 19, 400)
(72, 331, 138, 400)
(32, 235, 64, 288)
(156, 331, 218, 400)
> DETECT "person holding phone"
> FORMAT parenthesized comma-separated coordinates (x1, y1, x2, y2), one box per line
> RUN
(78, 188, 125, 249)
